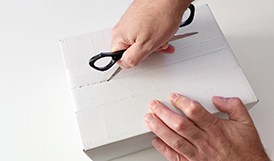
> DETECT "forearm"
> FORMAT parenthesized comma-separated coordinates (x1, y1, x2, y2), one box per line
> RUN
(158, 0, 193, 19)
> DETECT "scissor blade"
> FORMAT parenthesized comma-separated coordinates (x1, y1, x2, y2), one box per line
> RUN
(107, 67, 122, 81)
(105, 32, 197, 82)
(169, 32, 198, 42)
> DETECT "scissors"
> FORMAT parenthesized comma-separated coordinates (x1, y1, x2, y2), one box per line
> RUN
(89, 4, 196, 81)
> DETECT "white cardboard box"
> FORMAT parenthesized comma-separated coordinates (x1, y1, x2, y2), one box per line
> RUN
(60, 4, 258, 161)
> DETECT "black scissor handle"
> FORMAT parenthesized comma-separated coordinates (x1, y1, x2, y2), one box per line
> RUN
(89, 50, 125, 71)
(180, 4, 195, 27)
(89, 4, 195, 71)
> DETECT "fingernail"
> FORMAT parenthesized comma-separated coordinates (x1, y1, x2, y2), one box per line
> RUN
(149, 100, 158, 112)
(144, 114, 154, 123)
(152, 137, 160, 147)
(213, 96, 228, 103)
(127, 58, 137, 67)
(161, 43, 169, 50)
(170, 93, 180, 102)
(117, 61, 127, 69)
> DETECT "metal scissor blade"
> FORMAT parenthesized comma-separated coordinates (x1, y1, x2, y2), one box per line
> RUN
(107, 67, 122, 81)
(169, 32, 198, 42)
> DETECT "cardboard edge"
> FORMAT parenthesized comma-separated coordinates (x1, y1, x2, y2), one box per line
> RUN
(83, 132, 155, 161)
(74, 4, 260, 161)
(83, 100, 258, 161)
(213, 99, 259, 118)
(245, 99, 259, 110)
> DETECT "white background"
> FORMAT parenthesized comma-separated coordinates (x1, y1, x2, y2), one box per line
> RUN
(0, 0, 273, 161)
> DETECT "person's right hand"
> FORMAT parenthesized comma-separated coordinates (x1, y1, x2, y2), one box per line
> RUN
(111, 0, 192, 68)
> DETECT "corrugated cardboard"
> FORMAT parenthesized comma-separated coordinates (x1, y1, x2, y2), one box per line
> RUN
(60, 4, 258, 161)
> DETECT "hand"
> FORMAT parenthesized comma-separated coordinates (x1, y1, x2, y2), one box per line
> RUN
(111, 0, 192, 68)
(145, 93, 269, 161)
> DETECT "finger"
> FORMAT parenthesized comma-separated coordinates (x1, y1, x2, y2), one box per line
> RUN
(111, 42, 129, 52)
(111, 42, 131, 69)
(212, 96, 253, 125)
(152, 137, 188, 161)
(157, 43, 169, 50)
(148, 100, 205, 146)
(145, 113, 198, 160)
(116, 60, 131, 69)
(169, 93, 218, 131)
(119, 42, 151, 68)
(111, 33, 132, 69)
(157, 44, 175, 54)
(161, 44, 175, 53)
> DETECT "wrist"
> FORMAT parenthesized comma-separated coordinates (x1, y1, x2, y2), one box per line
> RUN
(170, 0, 193, 17)
(175, 0, 193, 9)
(251, 149, 270, 161)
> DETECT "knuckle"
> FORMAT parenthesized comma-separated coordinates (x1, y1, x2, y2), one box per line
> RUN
(187, 150, 196, 160)
(172, 139, 186, 150)
(172, 139, 197, 159)
(137, 39, 155, 53)
(173, 119, 187, 132)
(124, 56, 138, 67)
(171, 154, 183, 161)
(185, 100, 201, 116)
(199, 139, 210, 149)
(160, 144, 170, 155)
(128, 57, 138, 67)
(190, 132, 201, 141)
(189, 100, 201, 108)
(232, 97, 243, 106)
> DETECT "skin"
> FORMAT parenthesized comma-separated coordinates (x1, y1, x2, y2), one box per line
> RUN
(113, 0, 269, 160)
(145, 93, 269, 161)
(111, 0, 192, 68)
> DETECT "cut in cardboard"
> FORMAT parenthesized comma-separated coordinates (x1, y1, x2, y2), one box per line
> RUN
(60, 4, 258, 161)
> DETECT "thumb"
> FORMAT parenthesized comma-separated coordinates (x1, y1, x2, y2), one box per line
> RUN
(212, 96, 253, 125)
(118, 42, 151, 68)
(111, 40, 131, 69)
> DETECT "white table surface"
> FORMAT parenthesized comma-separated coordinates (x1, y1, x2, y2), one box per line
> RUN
(0, 0, 273, 161)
